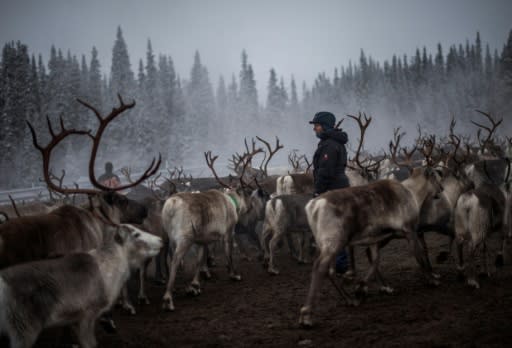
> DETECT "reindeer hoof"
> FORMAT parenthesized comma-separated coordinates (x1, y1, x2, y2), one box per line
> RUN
(138, 296, 150, 305)
(436, 251, 450, 264)
(121, 303, 136, 315)
(431, 272, 441, 280)
(341, 270, 356, 281)
(230, 274, 242, 281)
(268, 267, 280, 275)
(162, 296, 175, 312)
(186, 284, 202, 296)
(299, 307, 313, 328)
(99, 316, 117, 334)
(379, 286, 395, 294)
(467, 278, 480, 289)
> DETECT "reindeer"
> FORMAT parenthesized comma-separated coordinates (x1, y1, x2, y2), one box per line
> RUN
(160, 149, 262, 311)
(261, 193, 313, 274)
(267, 113, 384, 275)
(418, 119, 475, 263)
(0, 224, 162, 348)
(0, 96, 161, 330)
(299, 147, 444, 326)
(453, 110, 510, 289)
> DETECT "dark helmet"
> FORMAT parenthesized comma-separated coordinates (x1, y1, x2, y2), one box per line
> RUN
(309, 111, 336, 129)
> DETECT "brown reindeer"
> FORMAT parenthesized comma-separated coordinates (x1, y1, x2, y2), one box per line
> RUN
(160, 149, 262, 311)
(0, 96, 160, 308)
(299, 162, 444, 327)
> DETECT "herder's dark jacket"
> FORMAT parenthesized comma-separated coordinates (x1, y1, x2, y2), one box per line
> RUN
(313, 129, 349, 195)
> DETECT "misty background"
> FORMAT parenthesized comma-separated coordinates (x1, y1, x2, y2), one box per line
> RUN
(0, 0, 512, 189)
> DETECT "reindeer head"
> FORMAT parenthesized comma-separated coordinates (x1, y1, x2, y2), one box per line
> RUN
(112, 224, 163, 269)
(92, 192, 148, 225)
(421, 166, 445, 200)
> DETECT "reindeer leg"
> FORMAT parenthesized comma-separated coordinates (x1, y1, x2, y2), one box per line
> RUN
(355, 244, 383, 299)
(206, 243, 217, 267)
(261, 220, 272, 267)
(417, 232, 440, 279)
(120, 286, 136, 315)
(9, 326, 39, 348)
(365, 245, 394, 294)
(225, 229, 242, 281)
(138, 259, 151, 305)
(186, 245, 204, 296)
(163, 239, 193, 311)
(154, 239, 169, 284)
(299, 230, 312, 264)
(466, 241, 480, 289)
(409, 230, 439, 286)
(75, 317, 97, 348)
(344, 246, 356, 278)
(268, 228, 285, 275)
(456, 241, 465, 281)
(199, 245, 212, 280)
(436, 235, 454, 264)
(287, 233, 300, 260)
(299, 246, 339, 328)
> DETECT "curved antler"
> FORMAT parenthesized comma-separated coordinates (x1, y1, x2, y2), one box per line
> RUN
(204, 151, 231, 189)
(28, 95, 161, 196)
(389, 127, 417, 171)
(256, 136, 283, 177)
(78, 94, 161, 191)
(347, 112, 382, 178)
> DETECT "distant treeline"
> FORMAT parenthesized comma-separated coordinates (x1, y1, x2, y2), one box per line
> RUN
(0, 26, 511, 189)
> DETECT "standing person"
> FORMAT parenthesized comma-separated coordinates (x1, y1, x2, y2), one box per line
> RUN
(309, 111, 350, 275)
(98, 162, 121, 188)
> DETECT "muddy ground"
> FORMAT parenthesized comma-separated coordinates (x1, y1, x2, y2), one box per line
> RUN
(35, 233, 512, 347)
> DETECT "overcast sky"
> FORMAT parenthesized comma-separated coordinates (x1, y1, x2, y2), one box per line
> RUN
(1, 0, 511, 101)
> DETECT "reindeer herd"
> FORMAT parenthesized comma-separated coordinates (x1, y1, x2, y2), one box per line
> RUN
(0, 96, 511, 346)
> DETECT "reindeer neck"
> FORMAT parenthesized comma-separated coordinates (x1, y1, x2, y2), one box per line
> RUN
(441, 176, 466, 208)
(225, 192, 240, 215)
(402, 173, 430, 209)
(92, 244, 130, 305)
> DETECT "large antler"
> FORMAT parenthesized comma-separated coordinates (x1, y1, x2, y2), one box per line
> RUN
(238, 144, 264, 188)
(204, 151, 231, 189)
(27, 116, 99, 195)
(288, 150, 310, 174)
(256, 136, 283, 177)
(389, 127, 417, 171)
(347, 112, 382, 177)
(77, 94, 161, 191)
(471, 110, 503, 155)
(446, 118, 472, 169)
(27, 95, 161, 196)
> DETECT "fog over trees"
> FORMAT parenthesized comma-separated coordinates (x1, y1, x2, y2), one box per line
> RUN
(1, 27, 511, 189)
